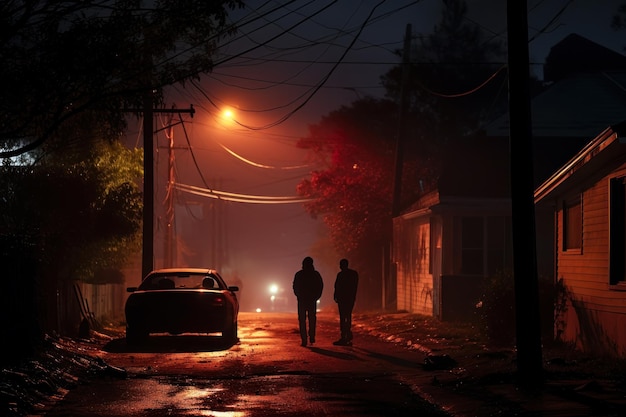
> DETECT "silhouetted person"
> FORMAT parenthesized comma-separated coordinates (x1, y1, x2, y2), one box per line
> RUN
(293, 256, 324, 347)
(333, 258, 358, 346)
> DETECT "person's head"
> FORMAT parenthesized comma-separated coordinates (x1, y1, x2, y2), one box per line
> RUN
(340, 258, 348, 269)
(302, 256, 314, 269)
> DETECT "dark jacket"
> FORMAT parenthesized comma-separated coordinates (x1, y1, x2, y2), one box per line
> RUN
(293, 265, 323, 302)
(334, 268, 358, 304)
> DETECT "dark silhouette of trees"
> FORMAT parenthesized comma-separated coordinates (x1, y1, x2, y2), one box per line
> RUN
(0, 0, 243, 157)
(383, 0, 507, 141)
(612, 2, 626, 32)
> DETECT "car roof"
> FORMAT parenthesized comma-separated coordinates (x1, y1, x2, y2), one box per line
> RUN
(146, 268, 219, 276)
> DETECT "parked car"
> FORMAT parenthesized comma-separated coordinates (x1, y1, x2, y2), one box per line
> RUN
(125, 268, 239, 344)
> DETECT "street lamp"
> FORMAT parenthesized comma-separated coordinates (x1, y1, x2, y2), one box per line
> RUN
(269, 283, 278, 311)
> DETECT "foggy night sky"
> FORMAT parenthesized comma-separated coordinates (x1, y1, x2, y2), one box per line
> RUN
(125, 0, 625, 311)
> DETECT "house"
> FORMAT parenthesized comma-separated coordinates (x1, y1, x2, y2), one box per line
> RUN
(534, 121, 626, 357)
(392, 34, 626, 333)
(393, 136, 512, 322)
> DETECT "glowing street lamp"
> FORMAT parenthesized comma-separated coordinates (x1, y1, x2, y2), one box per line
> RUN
(222, 108, 234, 120)
(269, 283, 279, 295)
(219, 107, 236, 128)
(269, 283, 279, 311)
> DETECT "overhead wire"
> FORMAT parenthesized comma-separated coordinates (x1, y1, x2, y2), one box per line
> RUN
(185, 1, 404, 122)
(217, 142, 313, 169)
(528, 0, 574, 43)
(417, 64, 507, 98)
(229, 0, 389, 130)
(170, 104, 315, 205)
(175, 182, 314, 204)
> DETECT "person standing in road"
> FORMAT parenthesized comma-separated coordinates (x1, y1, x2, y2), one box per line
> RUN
(293, 256, 324, 347)
(333, 258, 358, 346)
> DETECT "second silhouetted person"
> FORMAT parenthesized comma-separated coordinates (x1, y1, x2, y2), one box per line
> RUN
(333, 258, 358, 346)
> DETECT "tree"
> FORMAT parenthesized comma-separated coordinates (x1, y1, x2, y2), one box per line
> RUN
(382, 0, 507, 145)
(612, 2, 626, 32)
(0, 0, 243, 158)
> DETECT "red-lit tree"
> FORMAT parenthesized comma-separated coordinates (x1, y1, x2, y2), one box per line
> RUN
(297, 98, 397, 255)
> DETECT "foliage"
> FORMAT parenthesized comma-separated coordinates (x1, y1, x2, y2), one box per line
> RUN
(476, 270, 516, 345)
(381, 0, 507, 146)
(0, 137, 144, 283)
(612, 2, 626, 31)
(477, 270, 556, 347)
(297, 98, 397, 257)
(0, 0, 243, 157)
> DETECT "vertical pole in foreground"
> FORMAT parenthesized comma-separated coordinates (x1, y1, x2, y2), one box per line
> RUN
(392, 23, 412, 218)
(507, 0, 544, 388)
(142, 92, 154, 279)
(388, 24, 412, 310)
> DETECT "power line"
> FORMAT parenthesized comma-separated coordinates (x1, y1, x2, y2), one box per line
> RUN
(174, 182, 315, 204)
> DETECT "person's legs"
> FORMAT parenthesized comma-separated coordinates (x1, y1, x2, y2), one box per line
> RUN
(338, 304, 348, 340)
(339, 303, 354, 339)
(345, 303, 354, 341)
(335, 303, 353, 345)
(297, 301, 307, 346)
(308, 300, 317, 343)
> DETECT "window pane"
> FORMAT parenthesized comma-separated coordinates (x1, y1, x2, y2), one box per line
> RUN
(461, 217, 483, 274)
(610, 178, 626, 284)
(564, 198, 581, 250)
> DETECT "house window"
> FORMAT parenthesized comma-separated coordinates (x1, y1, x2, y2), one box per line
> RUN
(429, 217, 442, 275)
(610, 177, 626, 285)
(461, 217, 483, 274)
(459, 216, 513, 276)
(563, 196, 582, 251)
(486, 216, 513, 275)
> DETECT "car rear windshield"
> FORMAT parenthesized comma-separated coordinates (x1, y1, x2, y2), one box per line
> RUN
(138, 272, 225, 290)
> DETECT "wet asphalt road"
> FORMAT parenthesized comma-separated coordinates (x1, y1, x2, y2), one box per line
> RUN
(41, 311, 450, 417)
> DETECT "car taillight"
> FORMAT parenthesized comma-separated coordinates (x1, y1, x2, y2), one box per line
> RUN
(211, 295, 225, 306)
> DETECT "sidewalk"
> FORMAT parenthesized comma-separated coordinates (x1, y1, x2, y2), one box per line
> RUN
(353, 311, 626, 416)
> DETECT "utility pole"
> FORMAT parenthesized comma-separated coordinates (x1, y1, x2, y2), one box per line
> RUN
(142, 93, 154, 279)
(507, 0, 544, 388)
(392, 23, 412, 218)
(165, 118, 175, 268)
(140, 102, 195, 279)
(386, 24, 412, 311)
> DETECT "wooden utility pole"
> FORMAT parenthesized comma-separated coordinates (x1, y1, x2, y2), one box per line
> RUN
(141, 103, 195, 279)
(392, 23, 412, 218)
(507, 0, 544, 388)
(387, 23, 412, 311)
(141, 93, 154, 279)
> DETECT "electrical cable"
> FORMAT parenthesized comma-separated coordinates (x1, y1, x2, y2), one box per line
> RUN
(417, 64, 507, 98)
(175, 182, 315, 204)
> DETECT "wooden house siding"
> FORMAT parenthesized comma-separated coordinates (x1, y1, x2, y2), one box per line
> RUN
(394, 216, 433, 316)
(552, 158, 626, 356)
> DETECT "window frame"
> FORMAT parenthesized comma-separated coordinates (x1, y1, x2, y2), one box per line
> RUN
(562, 194, 582, 253)
(609, 176, 626, 287)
